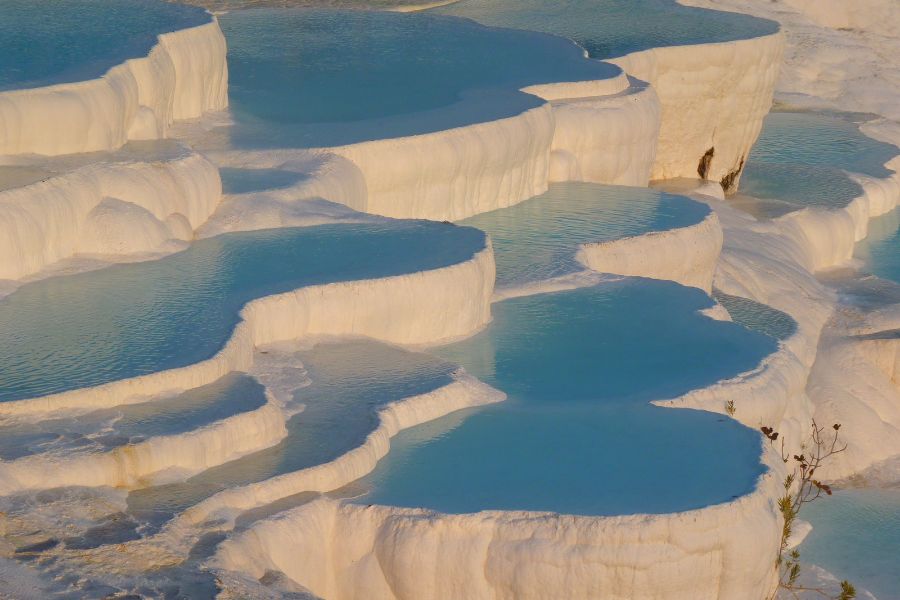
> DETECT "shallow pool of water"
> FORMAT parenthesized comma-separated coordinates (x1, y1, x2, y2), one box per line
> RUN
(359, 280, 774, 515)
(801, 489, 900, 600)
(714, 291, 797, 341)
(740, 111, 898, 214)
(0, 0, 210, 92)
(433, 0, 777, 59)
(0, 374, 266, 460)
(855, 208, 900, 285)
(212, 8, 619, 149)
(460, 182, 708, 288)
(127, 340, 455, 520)
(0, 222, 484, 403)
(219, 168, 310, 195)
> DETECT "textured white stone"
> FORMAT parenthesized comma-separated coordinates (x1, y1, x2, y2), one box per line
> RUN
(548, 79, 660, 186)
(203, 76, 660, 222)
(0, 391, 287, 494)
(577, 211, 723, 291)
(0, 152, 222, 280)
(178, 373, 504, 529)
(213, 470, 782, 600)
(0, 245, 494, 419)
(609, 32, 784, 188)
(0, 20, 227, 156)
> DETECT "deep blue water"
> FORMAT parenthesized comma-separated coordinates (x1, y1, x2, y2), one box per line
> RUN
(460, 183, 709, 288)
(128, 340, 456, 518)
(0, 0, 210, 91)
(434, 0, 778, 59)
(741, 111, 899, 213)
(360, 281, 774, 515)
(214, 9, 619, 148)
(802, 489, 900, 600)
(0, 222, 485, 403)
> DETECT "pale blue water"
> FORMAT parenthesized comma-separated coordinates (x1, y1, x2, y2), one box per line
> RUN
(0, 373, 265, 460)
(460, 183, 709, 288)
(0, 0, 210, 91)
(801, 489, 900, 600)
(127, 340, 455, 521)
(714, 291, 797, 341)
(360, 281, 774, 515)
(219, 168, 310, 195)
(434, 0, 778, 59)
(741, 111, 899, 213)
(215, 9, 619, 148)
(749, 112, 896, 178)
(855, 208, 900, 285)
(0, 222, 485, 403)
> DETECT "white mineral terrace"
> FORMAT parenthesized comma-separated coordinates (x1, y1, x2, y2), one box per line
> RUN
(0, 19, 228, 157)
(0, 1, 898, 599)
(198, 72, 660, 223)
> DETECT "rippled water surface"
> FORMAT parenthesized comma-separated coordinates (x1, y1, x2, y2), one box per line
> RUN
(0, 222, 484, 403)
(219, 167, 311, 195)
(214, 8, 618, 148)
(128, 340, 455, 519)
(801, 489, 900, 600)
(460, 182, 708, 288)
(0, 374, 266, 460)
(434, 0, 777, 59)
(714, 292, 797, 341)
(0, 0, 210, 91)
(740, 111, 898, 214)
(360, 281, 775, 515)
(855, 208, 900, 285)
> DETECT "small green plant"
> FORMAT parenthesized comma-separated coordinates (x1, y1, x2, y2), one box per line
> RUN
(725, 399, 736, 417)
(760, 421, 855, 600)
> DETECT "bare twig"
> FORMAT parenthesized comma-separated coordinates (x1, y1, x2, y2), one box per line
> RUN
(760, 421, 854, 600)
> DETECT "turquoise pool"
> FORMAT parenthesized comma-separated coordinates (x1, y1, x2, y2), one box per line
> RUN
(433, 0, 778, 59)
(0, 374, 266, 461)
(801, 489, 900, 600)
(213, 8, 619, 149)
(0, 222, 485, 403)
(740, 111, 898, 214)
(0, 0, 210, 92)
(460, 182, 709, 288)
(855, 208, 900, 285)
(127, 340, 456, 521)
(359, 281, 775, 515)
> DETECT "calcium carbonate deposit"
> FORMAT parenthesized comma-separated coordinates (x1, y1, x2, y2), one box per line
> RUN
(0, 0, 898, 598)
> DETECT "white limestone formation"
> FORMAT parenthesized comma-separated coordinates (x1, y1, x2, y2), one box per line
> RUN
(0, 151, 222, 280)
(204, 75, 661, 223)
(178, 373, 504, 529)
(0, 391, 287, 494)
(547, 79, 660, 186)
(665, 153, 900, 479)
(3, 2, 898, 597)
(0, 244, 494, 419)
(0, 20, 228, 157)
(577, 211, 723, 291)
(609, 31, 784, 188)
(213, 470, 782, 600)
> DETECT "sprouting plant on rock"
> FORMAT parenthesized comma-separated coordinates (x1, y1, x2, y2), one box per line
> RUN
(725, 399, 736, 417)
(760, 421, 856, 600)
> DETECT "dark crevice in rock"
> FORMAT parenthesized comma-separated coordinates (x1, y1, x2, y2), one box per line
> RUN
(720, 156, 746, 193)
(697, 147, 715, 179)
